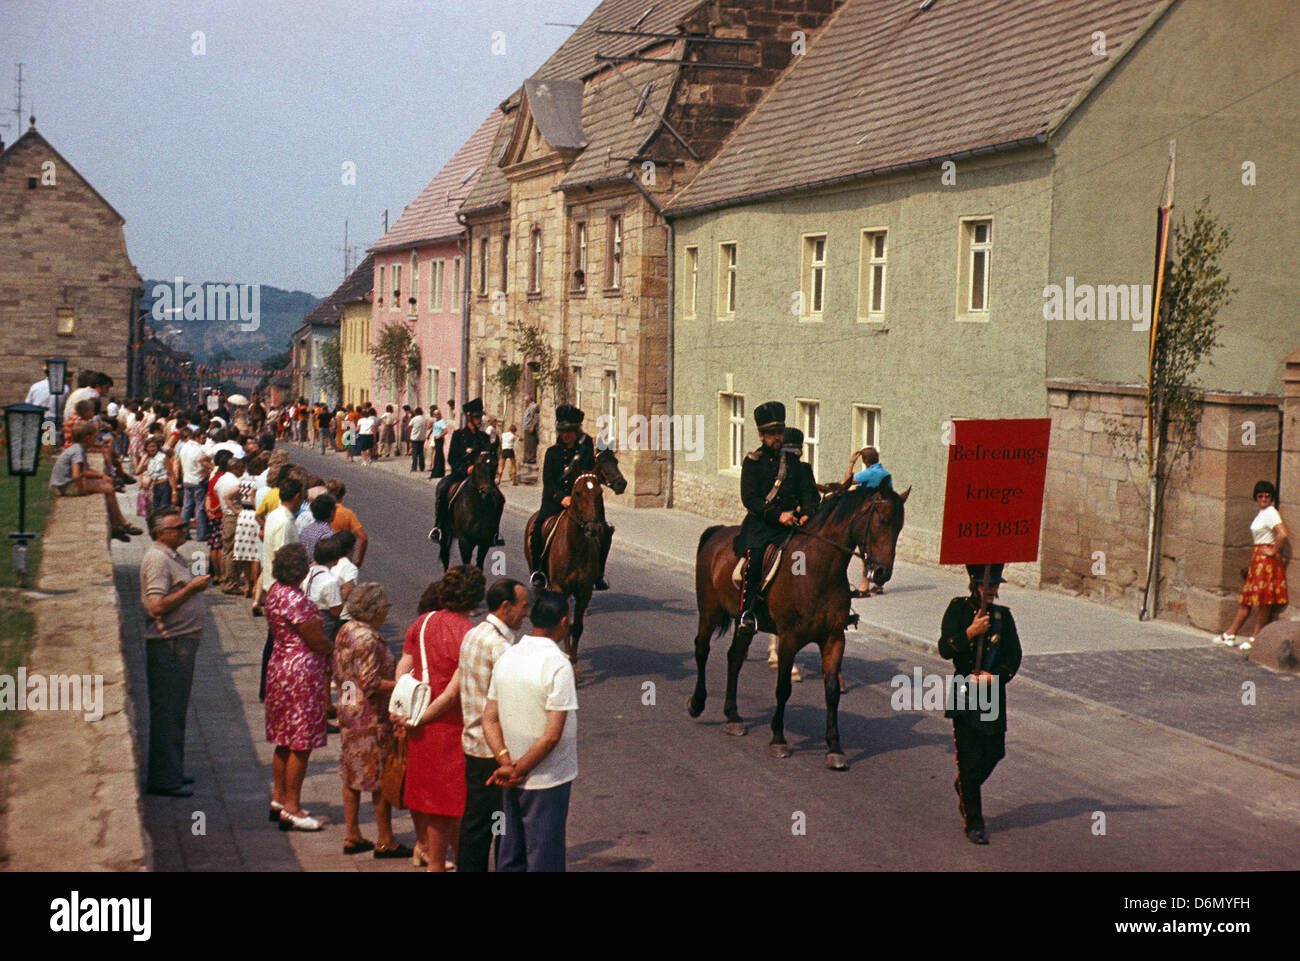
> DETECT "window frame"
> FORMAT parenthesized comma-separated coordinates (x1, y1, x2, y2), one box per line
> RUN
(573, 220, 588, 293)
(391, 264, 402, 311)
(429, 258, 444, 312)
(957, 217, 993, 320)
(606, 213, 623, 291)
(55, 306, 75, 336)
(851, 404, 882, 459)
(717, 242, 737, 319)
(478, 236, 490, 297)
(529, 226, 543, 295)
(718, 392, 745, 474)
(858, 228, 888, 322)
(452, 255, 462, 309)
(683, 244, 699, 319)
(795, 399, 820, 478)
(800, 232, 827, 321)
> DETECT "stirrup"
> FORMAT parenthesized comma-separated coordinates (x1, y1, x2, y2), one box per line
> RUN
(737, 608, 758, 632)
(530, 570, 548, 589)
(428, 527, 441, 542)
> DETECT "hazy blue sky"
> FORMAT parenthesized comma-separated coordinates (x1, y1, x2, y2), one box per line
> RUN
(2, 0, 603, 296)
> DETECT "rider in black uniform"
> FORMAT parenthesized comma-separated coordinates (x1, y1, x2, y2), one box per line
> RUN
(735, 402, 817, 634)
(529, 404, 610, 592)
(430, 397, 496, 544)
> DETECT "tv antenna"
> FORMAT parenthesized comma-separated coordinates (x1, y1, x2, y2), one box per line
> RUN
(1, 63, 23, 135)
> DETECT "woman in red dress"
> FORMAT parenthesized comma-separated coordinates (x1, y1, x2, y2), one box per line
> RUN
(392, 565, 485, 871)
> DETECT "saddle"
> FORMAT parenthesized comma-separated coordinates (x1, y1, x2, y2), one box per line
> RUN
(731, 544, 783, 593)
(532, 513, 564, 567)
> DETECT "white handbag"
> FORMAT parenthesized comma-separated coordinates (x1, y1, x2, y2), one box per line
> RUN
(388, 613, 433, 726)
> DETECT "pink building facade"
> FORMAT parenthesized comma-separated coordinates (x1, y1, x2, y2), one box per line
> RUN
(370, 110, 500, 417)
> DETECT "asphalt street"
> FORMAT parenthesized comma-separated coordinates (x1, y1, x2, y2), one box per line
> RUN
(268, 447, 1300, 870)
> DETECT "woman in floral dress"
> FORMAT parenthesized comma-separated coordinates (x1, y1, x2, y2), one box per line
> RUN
(333, 583, 411, 858)
(264, 543, 331, 831)
(230, 453, 265, 598)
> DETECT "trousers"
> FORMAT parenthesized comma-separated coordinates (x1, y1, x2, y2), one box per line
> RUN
(953, 721, 1006, 830)
(145, 634, 200, 791)
(497, 781, 571, 872)
(458, 754, 504, 872)
(411, 440, 426, 472)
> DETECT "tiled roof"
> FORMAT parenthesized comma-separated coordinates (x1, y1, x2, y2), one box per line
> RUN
(304, 252, 374, 326)
(532, 0, 704, 81)
(372, 109, 502, 250)
(460, 109, 518, 215)
(667, 0, 1171, 216)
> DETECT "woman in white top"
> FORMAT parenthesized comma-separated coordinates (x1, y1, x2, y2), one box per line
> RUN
(497, 423, 518, 485)
(357, 409, 377, 465)
(1215, 480, 1289, 651)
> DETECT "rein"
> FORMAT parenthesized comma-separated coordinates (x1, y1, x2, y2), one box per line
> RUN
(787, 493, 881, 566)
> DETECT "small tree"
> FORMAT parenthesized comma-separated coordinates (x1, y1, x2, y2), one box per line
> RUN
(507, 318, 565, 400)
(1108, 202, 1234, 618)
(318, 336, 342, 405)
(371, 320, 420, 403)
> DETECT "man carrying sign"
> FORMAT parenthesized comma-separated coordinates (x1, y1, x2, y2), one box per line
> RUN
(938, 563, 1021, 845)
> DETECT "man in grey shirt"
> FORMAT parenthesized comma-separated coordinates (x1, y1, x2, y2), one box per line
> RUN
(522, 395, 539, 465)
(139, 506, 210, 797)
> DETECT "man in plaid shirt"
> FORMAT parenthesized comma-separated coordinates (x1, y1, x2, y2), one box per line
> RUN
(457, 578, 530, 872)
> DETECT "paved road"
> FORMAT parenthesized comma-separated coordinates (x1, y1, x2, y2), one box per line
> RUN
(258, 447, 1300, 870)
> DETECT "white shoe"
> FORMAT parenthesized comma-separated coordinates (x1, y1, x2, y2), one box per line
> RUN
(1213, 632, 1236, 646)
(1238, 638, 1254, 651)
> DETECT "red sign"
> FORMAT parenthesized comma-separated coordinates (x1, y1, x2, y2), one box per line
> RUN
(939, 418, 1051, 565)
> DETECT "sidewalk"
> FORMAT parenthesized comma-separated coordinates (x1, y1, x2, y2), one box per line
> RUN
(322, 441, 1299, 777)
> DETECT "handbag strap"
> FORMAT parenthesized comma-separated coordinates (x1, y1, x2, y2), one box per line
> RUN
(417, 612, 431, 682)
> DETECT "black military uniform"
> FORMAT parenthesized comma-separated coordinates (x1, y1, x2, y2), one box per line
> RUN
(783, 427, 820, 512)
(529, 404, 610, 589)
(432, 397, 495, 541)
(735, 402, 818, 631)
(938, 563, 1022, 845)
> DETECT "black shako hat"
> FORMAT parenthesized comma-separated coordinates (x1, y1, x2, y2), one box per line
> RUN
(463, 397, 484, 418)
(966, 563, 1007, 587)
(755, 401, 785, 433)
(555, 404, 584, 430)
(782, 427, 804, 452)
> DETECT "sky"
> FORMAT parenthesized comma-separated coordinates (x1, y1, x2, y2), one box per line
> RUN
(2, 0, 604, 297)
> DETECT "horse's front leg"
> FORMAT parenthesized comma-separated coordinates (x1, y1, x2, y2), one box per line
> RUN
(821, 632, 848, 770)
(568, 584, 592, 666)
(769, 640, 797, 758)
(722, 623, 754, 736)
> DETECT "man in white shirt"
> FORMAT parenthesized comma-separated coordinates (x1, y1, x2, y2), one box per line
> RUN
(483, 590, 577, 872)
(259, 477, 305, 700)
(176, 429, 209, 541)
(408, 408, 427, 473)
(27, 375, 70, 427)
(457, 578, 529, 872)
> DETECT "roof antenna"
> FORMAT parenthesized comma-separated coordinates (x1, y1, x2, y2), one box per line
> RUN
(632, 5, 654, 30)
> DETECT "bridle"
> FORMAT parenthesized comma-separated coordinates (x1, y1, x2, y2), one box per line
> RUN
(788, 491, 883, 568)
(564, 471, 607, 539)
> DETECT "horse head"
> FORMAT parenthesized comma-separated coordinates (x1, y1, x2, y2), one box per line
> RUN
(855, 484, 909, 587)
(594, 446, 628, 495)
(470, 449, 497, 493)
(568, 471, 607, 539)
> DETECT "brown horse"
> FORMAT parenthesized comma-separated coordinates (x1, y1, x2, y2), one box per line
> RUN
(437, 449, 505, 570)
(689, 483, 909, 769)
(524, 447, 627, 663)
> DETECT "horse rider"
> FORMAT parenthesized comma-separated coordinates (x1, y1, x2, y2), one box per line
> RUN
(431, 397, 496, 543)
(529, 403, 612, 592)
(938, 563, 1022, 845)
(736, 402, 817, 636)
(765, 425, 821, 674)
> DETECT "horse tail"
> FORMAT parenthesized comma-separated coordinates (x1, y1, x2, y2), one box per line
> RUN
(697, 524, 725, 556)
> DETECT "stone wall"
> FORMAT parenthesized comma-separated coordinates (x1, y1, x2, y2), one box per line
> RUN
(1042, 379, 1285, 631)
(3, 459, 148, 870)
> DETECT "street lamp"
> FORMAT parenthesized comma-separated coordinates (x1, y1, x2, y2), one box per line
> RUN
(45, 357, 67, 441)
(4, 402, 46, 587)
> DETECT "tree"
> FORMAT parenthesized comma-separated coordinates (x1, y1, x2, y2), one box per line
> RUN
(371, 320, 420, 403)
(261, 351, 291, 372)
(1108, 202, 1234, 619)
(507, 318, 565, 400)
(318, 336, 342, 405)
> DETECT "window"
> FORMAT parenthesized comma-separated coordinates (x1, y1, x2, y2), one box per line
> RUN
(852, 404, 881, 457)
(719, 393, 744, 471)
(801, 234, 827, 318)
(683, 245, 698, 318)
(448, 370, 457, 411)
(429, 259, 444, 312)
(859, 230, 887, 320)
(573, 221, 588, 292)
(391, 264, 402, 311)
(603, 370, 617, 425)
(796, 400, 820, 477)
(452, 255, 462, 307)
(56, 307, 74, 336)
(529, 227, 543, 294)
(606, 214, 622, 289)
(479, 357, 487, 404)
(378, 266, 386, 308)
(409, 251, 419, 311)
(959, 218, 992, 315)
(478, 237, 489, 296)
(500, 234, 510, 293)
(718, 243, 737, 317)
(427, 367, 438, 409)
(571, 365, 582, 409)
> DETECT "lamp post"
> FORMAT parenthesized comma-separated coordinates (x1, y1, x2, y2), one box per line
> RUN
(5, 402, 46, 587)
(45, 357, 67, 444)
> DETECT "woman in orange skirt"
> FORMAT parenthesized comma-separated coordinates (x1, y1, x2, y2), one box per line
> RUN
(392, 565, 485, 871)
(1215, 481, 1289, 652)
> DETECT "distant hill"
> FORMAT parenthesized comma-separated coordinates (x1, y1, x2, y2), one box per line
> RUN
(141, 280, 324, 363)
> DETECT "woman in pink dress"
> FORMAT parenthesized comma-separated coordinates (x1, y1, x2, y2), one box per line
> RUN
(392, 565, 485, 871)
(264, 543, 332, 831)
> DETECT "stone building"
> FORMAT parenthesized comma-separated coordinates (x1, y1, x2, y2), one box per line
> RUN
(0, 120, 142, 401)
(459, 0, 846, 507)
(664, 0, 1299, 628)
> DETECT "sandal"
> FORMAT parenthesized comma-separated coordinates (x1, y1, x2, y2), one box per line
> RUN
(411, 843, 428, 867)
(343, 838, 375, 855)
(373, 842, 414, 860)
(849, 589, 871, 599)
(279, 810, 324, 832)
(1238, 637, 1254, 651)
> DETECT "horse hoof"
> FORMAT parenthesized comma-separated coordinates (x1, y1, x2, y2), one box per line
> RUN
(724, 721, 746, 737)
(686, 697, 703, 719)
(769, 743, 792, 759)
(825, 753, 848, 771)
